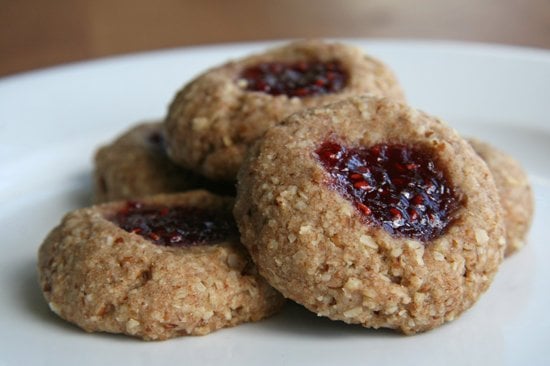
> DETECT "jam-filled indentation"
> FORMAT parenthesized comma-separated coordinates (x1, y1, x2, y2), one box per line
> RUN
(239, 60, 347, 98)
(110, 202, 237, 246)
(316, 141, 460, 242)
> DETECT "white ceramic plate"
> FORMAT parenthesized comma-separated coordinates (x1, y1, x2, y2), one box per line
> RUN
(1, 40, 549, 366)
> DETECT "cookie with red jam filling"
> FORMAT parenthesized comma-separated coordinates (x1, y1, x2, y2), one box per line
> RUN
(234, 95, 506, 334)
(38, 191, 284, 340)
(164, 40, 405, 181)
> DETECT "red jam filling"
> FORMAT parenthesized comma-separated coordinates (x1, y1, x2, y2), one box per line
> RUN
(110, 202, 237, 246)
(315, 141, 460, 242)
(239, 60, 347, 97)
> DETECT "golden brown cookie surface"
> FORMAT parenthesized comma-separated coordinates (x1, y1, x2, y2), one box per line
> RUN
(165, 40, 405, 181)
(94, 122, 234, 203)
(468, 138, 534, 256)
(234, 96, 505, 334)
(93, 122, 201, 203)
(38, 191, 284, 340)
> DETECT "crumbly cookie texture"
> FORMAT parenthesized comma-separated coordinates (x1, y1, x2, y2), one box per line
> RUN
(38, 191, 284, 340)
(468, 138, 534, 256)
(164, 39, 405, 181)
(234, 95, 505, 334)
(93, 122, 202, 203)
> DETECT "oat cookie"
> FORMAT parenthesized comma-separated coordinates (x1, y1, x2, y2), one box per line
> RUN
(93, 122, 200, 202)
(468, 138, 534, 256)
(234, 95, 505, 334)
(38, 191, 284, 340)
(165, 40, 405, 181)
(94, 122, 233, 203)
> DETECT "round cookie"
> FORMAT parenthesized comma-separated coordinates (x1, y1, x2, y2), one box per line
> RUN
(93, 122, 200, 203)
(234, 95, 506, 334)
(38, 191, 284, 340)
(93, 122, 234, 203)
(165, 39, 405, 181)
(468, 138, 534, 256)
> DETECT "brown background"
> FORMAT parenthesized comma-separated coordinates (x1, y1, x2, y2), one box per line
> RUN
(1, 0, 549, 77)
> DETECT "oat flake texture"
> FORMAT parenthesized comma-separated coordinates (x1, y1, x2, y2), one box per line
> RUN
(38, 191, 284, 340)
(93, 122, 235, 203)
(164, 39, 405, 181)
(468, 138, 534, 256)
(234, 95, 506, 334)
(93, 122, 201, 203)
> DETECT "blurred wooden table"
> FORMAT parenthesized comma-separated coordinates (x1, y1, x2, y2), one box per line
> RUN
(1, 0, 549, 77)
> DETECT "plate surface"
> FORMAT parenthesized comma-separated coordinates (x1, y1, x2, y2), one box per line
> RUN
(1, 39, 549, 366)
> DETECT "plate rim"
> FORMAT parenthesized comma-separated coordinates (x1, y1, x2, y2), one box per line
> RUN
(1, 37, 549, 84)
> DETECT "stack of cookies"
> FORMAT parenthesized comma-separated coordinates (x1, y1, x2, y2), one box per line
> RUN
(37, 40, 534, 340)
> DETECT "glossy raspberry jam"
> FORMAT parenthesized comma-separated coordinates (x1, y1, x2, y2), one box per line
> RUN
(110, 201, 237, 246)
(239, 60, 347, 97)
(315, 141, 460, 241)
